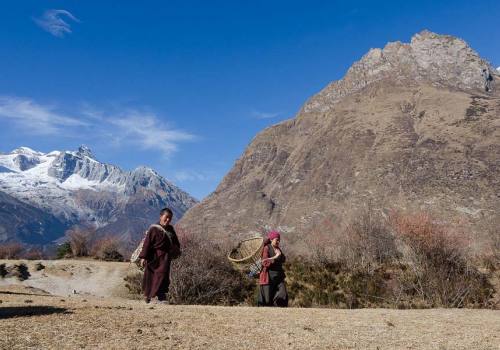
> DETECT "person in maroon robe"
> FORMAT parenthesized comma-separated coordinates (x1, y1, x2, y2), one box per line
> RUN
(139, 207, 180, 303)
(258, 231, 288, 307)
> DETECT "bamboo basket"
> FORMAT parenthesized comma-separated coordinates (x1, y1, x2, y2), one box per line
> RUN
(227, 236, 264, 272)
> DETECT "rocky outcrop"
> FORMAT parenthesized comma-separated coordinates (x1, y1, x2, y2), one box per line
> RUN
(178, 31, 500, 242)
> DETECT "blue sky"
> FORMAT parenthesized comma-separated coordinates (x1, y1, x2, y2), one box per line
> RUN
(0, 1, 499, 199)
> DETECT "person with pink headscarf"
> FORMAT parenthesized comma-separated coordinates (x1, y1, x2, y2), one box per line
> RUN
(257, 231, 288, 307)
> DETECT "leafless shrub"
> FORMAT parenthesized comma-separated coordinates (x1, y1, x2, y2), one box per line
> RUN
(22, 248, 45, 260)
(91, 237, 124, 261)
(0, 243, 24, 259)
(390, 211, 493, 307)
(479, 218, 500, 271)
(124, 270, 143, 296)
(168, 227, 254, 305)
(67, 229, 94, 257)
(341, 206, 398, 271)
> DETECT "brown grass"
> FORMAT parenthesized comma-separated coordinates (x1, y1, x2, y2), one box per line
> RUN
(1, 285, 499, 350)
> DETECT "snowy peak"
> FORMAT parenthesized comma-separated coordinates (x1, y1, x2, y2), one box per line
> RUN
(76, 145, 94, 159)
(0, 146, 197, 244)
(11, 147, 44, 156)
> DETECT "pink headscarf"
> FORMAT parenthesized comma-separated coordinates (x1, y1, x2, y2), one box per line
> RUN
(267, 231, 280, 241)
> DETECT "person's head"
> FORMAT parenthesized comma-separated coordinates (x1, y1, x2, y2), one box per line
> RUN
(267, 231, 281, 247)
(160, 208, 173, 225)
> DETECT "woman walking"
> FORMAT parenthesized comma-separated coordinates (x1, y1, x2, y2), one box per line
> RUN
(258, 231, 288, 307)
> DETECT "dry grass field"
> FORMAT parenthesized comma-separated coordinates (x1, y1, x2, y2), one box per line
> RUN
(0, 284, 499, 350)
(1, 260, 499, 349)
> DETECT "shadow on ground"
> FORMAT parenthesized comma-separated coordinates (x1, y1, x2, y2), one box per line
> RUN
(0, 306, 71, 319)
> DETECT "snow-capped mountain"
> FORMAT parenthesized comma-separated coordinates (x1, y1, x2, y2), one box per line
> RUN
(0, 146, 197, 245)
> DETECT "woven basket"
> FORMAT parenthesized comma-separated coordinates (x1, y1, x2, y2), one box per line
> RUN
(227, 236, 264, 271)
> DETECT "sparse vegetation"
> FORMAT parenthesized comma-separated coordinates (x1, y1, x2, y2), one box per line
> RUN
(56, 242, 72, 259)
(68, 229, 92, 257)
(0, 243, 24, 259)
(91, 238, 124, 262)
(286, 208, 495, 309)
(125, 228, 255, 305)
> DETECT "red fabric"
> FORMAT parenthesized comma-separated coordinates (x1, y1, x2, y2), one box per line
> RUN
(267, 231, 280, 241)
(259, 244, 273, 285)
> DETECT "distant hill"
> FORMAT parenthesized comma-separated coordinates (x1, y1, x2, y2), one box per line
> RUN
(179, 31, 500, 242)
(0, 146, 197, 245)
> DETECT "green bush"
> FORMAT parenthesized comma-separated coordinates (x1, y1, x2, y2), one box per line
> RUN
(56, 242, 72, 259)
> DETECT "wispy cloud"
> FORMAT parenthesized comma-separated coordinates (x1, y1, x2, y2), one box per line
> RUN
(34, 9, 80, 38)
(0, 96, 195, 157)
(174, 170, 218, 182)
(109, 112, 195, 155)
(0, 96, 87, 134)
(252, 110, 280, 119)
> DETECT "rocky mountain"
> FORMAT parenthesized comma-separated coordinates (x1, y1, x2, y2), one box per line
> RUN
(178, 31, 500, 242)
(0, 146, 197, 245)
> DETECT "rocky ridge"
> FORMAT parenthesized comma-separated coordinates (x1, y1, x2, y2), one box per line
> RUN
(179, 31, 500, 245)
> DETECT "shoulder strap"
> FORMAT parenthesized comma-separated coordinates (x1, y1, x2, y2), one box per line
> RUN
(149, 224, 173, 246)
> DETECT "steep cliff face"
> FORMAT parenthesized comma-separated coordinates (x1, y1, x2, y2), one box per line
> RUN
(178, 31, 500, 241)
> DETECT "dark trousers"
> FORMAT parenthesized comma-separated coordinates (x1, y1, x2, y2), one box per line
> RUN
(258, 280, 288, 307)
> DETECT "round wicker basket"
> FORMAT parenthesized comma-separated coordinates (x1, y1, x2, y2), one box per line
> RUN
(227, 236, 264, 271)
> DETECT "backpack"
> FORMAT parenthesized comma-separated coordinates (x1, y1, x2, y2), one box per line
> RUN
(130, 225, 181, 268)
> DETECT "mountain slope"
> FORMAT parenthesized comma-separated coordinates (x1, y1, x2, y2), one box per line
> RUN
(178, 31, 500, 241)
(0, 146, 197, 244)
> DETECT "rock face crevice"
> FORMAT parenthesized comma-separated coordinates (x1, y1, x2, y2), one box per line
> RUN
(179, 31, 499, 241)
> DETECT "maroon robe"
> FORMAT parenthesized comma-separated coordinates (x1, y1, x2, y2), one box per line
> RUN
(138, 223, 178, 300)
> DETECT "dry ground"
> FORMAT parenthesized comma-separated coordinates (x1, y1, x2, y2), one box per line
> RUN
(0, 285, 499, 350)
(0, 260, 499, 349)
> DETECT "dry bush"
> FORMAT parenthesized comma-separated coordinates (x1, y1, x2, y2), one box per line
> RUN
(0, 243, 24, 259)
(390, 211, 493, 307)
(342, 207, 397, 271)
(67, 229, 94, 257)
(479, 218, 500, 271)
(91, 237, 124, 261)
(169, 228, 254, 305)
(124, 270, 143, 296)
(22, 248, 45, 260)
(123, 227, 255, 305)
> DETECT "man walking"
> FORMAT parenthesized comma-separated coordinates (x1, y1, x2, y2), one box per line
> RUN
(139, 208, 180, 303)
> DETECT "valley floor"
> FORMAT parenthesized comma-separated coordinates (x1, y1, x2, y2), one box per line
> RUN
(1, 285, 499, 350)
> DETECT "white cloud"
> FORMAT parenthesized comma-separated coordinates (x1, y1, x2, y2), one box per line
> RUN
(0, 96, 87, 134)
(109, 112, 195, 156)
(0, 96, 195, 158)
(174, 170, 217, 182)
(34, 9, 80, 38)
(252, 110, 280, 119)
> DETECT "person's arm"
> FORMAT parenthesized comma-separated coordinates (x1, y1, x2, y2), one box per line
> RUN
(170, 226, 180, 249)
(261, 245, 272, 267)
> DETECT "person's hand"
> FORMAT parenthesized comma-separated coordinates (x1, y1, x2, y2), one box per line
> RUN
(140, 259, 146, 268)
